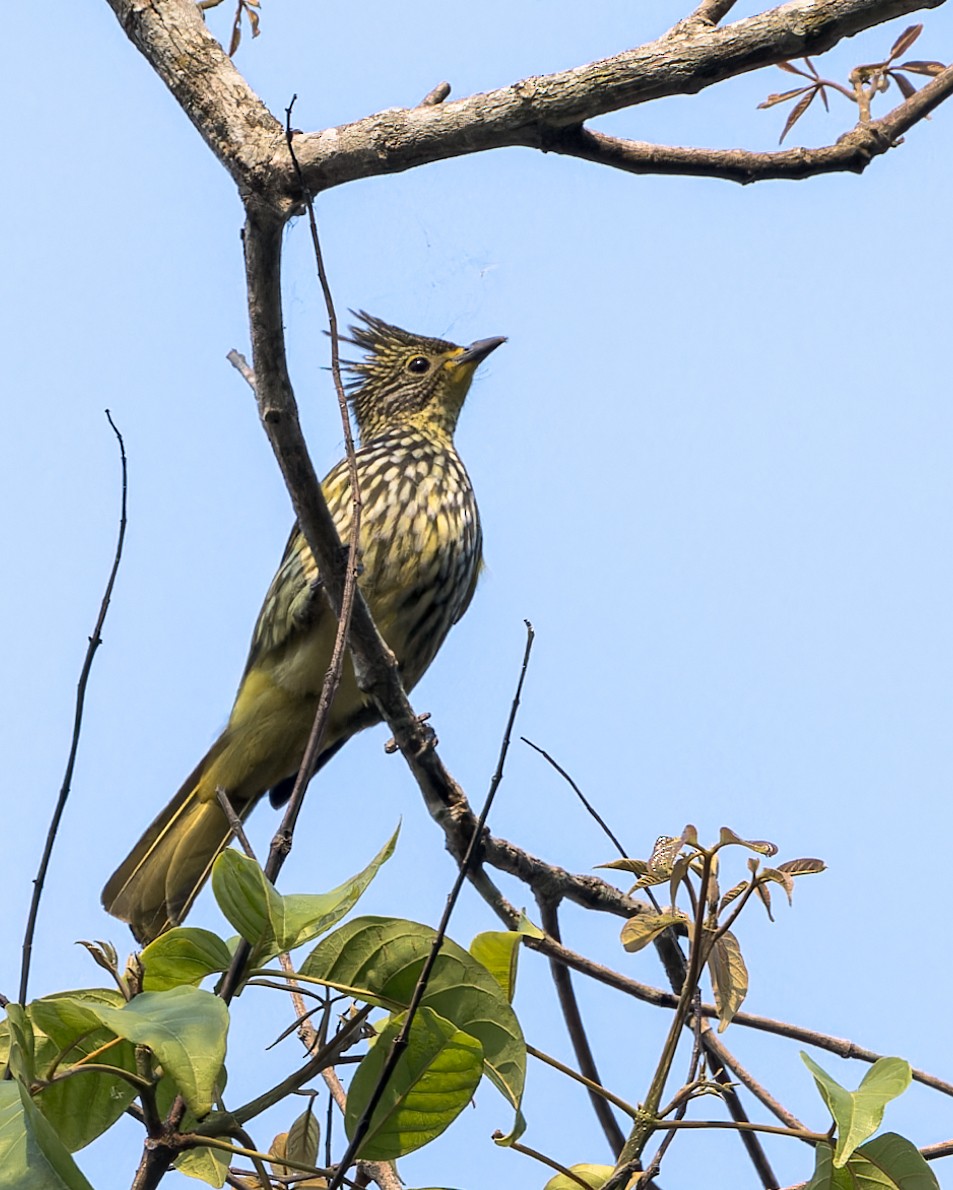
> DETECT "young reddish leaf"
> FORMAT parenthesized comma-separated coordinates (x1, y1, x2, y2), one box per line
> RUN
(598, 857, 649, 876)
(776, 857, 826, 877)
(777, 60, 811, 77)
(779, 89, 816, 144)
(621, 910, 687, 954)
(707, 929, 748, 1031)
(680, 824, 700, 849)
(900, 60, 947, 76)
(669, 854, 692, 908)
(889, 24, 922, 62)
(758, 86, 811, 110)
(755, 881, 775, 922)
(891, 72, 917, 100)
(718, 880, 748, 913)
(718, 827, 778, 857)
(761, 867, 796, 905)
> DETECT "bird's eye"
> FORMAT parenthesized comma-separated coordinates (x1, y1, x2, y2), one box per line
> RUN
(407, 356, 431, 374)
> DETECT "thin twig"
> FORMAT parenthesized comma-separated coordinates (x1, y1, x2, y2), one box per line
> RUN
(522, 738, 630, 858)
(537, 895, 627, 1155)
(526, 1044, 637, 1117)
(327, 622, 535, 1190)
(216, 787, 257, 858)
(262, 94, 362, 884)
(702, 1029, 806, 1131)
(18, 411, 127, 1007)
(217, 107, 363, 999)
(706, 1060, 780, 1189)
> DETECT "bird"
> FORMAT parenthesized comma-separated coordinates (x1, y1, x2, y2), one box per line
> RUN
(102, 312, 505, 944)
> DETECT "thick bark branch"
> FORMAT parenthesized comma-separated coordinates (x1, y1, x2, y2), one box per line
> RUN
(106, 0, 948, 204)
(105, 0, 284, 198)
(548, 63, 953, 183)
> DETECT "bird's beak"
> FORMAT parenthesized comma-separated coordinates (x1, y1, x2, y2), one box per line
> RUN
(451, 336, 507, 367)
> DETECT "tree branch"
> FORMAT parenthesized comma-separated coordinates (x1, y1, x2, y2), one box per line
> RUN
(105, 0, 950, 202)
(547, 63, 953, 184)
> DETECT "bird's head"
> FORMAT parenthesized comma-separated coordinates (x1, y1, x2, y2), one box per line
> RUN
(342, 312, 506, 443)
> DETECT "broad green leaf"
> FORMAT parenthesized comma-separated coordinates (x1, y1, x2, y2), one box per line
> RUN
(5, 1005, 35, 1084)
(852, 1133, 939, 1188)
(345, 1006, 482, 1159)
(270, 1105, 320, 1176)
(211, 849, 283, 949)
(707, 929, 748, 1031)
(802, 1053, 912, 1167)
(212, 827, 398, 959)
(0, 1081, 94, 1190)
(280, 825, 400, 951)
(543, 1165, 615, 1189)
(807, 1134, 938, 1189)
(142, 928, 234, 991)
(470, 931, 522, 1001)
(620, 910, 685, 954)
(76, 988, 228, 1116)
(29, 990, 139, 1151)
(302, 917, 525, 1111)
(175, 1143, 230, 1187)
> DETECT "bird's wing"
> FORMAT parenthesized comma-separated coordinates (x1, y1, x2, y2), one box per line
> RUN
(242, 461, 353, 675)
(242, 524, 322, 675)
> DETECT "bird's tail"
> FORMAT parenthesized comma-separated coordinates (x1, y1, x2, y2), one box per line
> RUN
(101, 739, 244, 945)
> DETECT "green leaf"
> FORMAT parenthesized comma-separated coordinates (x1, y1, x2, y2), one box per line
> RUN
(302, 916, 525, 1112)
(802, 1054, 912, 1166)
(212, 827, 398, 959)
(852, 1133, 939, 1188)
(620, 910, 685, 954)
(807, 1134, 938, 1189)
(269, 1104, 321, 1177)
(345, 1006, 483, 1159)
(543, 1165, 615, 1189)
(211, 849, 283, 949)
(175, 1143, 230, 1187)
(78, 988, 228, 1116)
(707, 929, 748, 1031)
(142, 928, 234, 991)
(469, 931, 522, 1001)
(0, 1081, 94, 1190)
(29, 990, 139, 1151)
(5, 1005, 35, 1085)
(491, 1106, 527, 1147)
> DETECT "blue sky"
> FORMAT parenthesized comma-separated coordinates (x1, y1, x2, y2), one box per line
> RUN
(4, 2, 953, 1187)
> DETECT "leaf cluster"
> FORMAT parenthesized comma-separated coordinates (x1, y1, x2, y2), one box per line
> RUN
(759, 26, 947, 142)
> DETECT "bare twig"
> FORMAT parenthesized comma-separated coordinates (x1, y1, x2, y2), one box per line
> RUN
(258, 98, 363, 883)
(703, 1030, 807, 1131)
(327, 623, 535, 1190)
(18, 411, 127, 1007)
(537, 895, 627, 1156)
(216, 787, 257, 859)
(522, 738, 631, 858)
